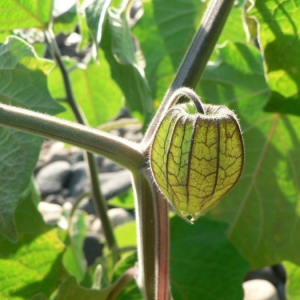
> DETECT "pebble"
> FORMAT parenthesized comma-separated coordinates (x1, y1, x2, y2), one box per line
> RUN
(35, 160, 72, 197)
(244, 266, 282, 286)
(67, 161, 88, 199)
(83, 232, 104, 266)
(38, 202, 63, 225)
(243, 279, 279, 300)
(91, 208, 134, 235)
(67, 165, 132, 203)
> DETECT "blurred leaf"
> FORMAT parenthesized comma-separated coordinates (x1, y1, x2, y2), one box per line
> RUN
(284, 260, 300, 300)
(133, 0, 205, 104)
(249, 0, 300, 115)
(85, 0, 111, 53)
(54, 271, 134, 300)
(218, 2, 247, 45)
(31, 294, 49, 300)
(197, 42, 300, 267)
(61, 209, 88, 283)
(114, 221, 137, 249)
(170, 217, 249, 300)
(112, 252, 141, 300)
(53, 1, 79, 34)
(48, 50, 123, 126)
(0, 37, 63, 113)
(0, 189, 68, 299)
(0, 37, 63, 242)
(0, 0, 53, 30)
(101, 7, 153, 127)
(108, 188, 135, 209)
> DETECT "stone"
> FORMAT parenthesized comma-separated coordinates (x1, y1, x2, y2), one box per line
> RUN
(79, 197, 96, 215)
(100, 170, 132, 200)
(35, 160, 72, 197)
(92, 208, 134, 234)
(99, 158, 123, 173)
(83, 232, 104, 266)
(67, 166, 132, 201)
(38, 202, 63, 225)
(243, 279, 280, 300)
(67, 161, 89, 199)
(244, 267, 282, 286)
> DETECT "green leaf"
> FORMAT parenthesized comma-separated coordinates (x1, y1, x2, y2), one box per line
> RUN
(61, 209, 88, 283)
(53, 2, 79, 34)
(284, 260, 300, 300)
(108, 188, 135, 209)
(249, 0, 300, 115)
(0, 37, 63, 114)
(53, 272, 133, 300)
(0, 0, 53, 30)
(170, 217, 249, 300)
(197, 42, 300, 267)
(0, 189, 68, 299)
(217, 2, 247, 45)
(31, 294, 49, 300)
(48, 51, 123, 126)
(114, 221, 137, 250)
(0, 37, 63, 242)
(112, 252, 141, 300)
(101, 7, 153, 127)
(114, 217, 249, 299)
(85, 0, 112, 52)
(133, 0, 205, 103)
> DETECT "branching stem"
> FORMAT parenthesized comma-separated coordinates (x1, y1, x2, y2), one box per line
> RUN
(46, 28, 119, 260)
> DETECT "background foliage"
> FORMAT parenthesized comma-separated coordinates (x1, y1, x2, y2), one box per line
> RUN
(0, 0, 299, 299)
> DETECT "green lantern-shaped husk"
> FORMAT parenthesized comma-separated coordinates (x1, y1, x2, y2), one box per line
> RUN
(150, 88, 244, 223)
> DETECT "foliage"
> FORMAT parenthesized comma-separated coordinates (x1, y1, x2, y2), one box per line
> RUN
(0, 0, 300, 299)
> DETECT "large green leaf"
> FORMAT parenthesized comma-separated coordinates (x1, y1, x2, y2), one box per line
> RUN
(61, 209, 88, 283)
(197, 42, 300, 267)
(170, 217, 249, 300)
(133, 0, 205, 104)
(113, 217, 249, 299)
(85, 0, 112, 51)
(101, 6, 153, 126)
(0, 37, 63, 242)
(0, 0, 53, 30)
(0, 188, 68, 299)
(48, 51, 123, 126)
(249, 0, 300, 116)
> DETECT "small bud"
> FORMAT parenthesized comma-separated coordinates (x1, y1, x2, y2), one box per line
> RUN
(150, 89, 244, 222)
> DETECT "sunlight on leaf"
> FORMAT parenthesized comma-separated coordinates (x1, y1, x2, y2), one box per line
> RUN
(0, 189, 68, 299)
(284, 260, 300, 300)
(0, 37, 63, 241)
(249, 0, 300, 116)
(198, 42, 300, 267)
(0, 0, 53, 30)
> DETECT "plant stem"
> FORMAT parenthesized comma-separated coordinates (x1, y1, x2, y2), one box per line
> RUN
(46, 29, 119, 259)
(0, 103, 144, 172)
(141, 0, 235, 298)
(131, 170, 157, 300)
(143, 0, 235, 146)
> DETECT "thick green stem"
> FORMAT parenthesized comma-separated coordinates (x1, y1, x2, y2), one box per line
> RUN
(0, 103, 144, 171)
(46, 28, 119, 257)
(131, 170, 157, 300)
